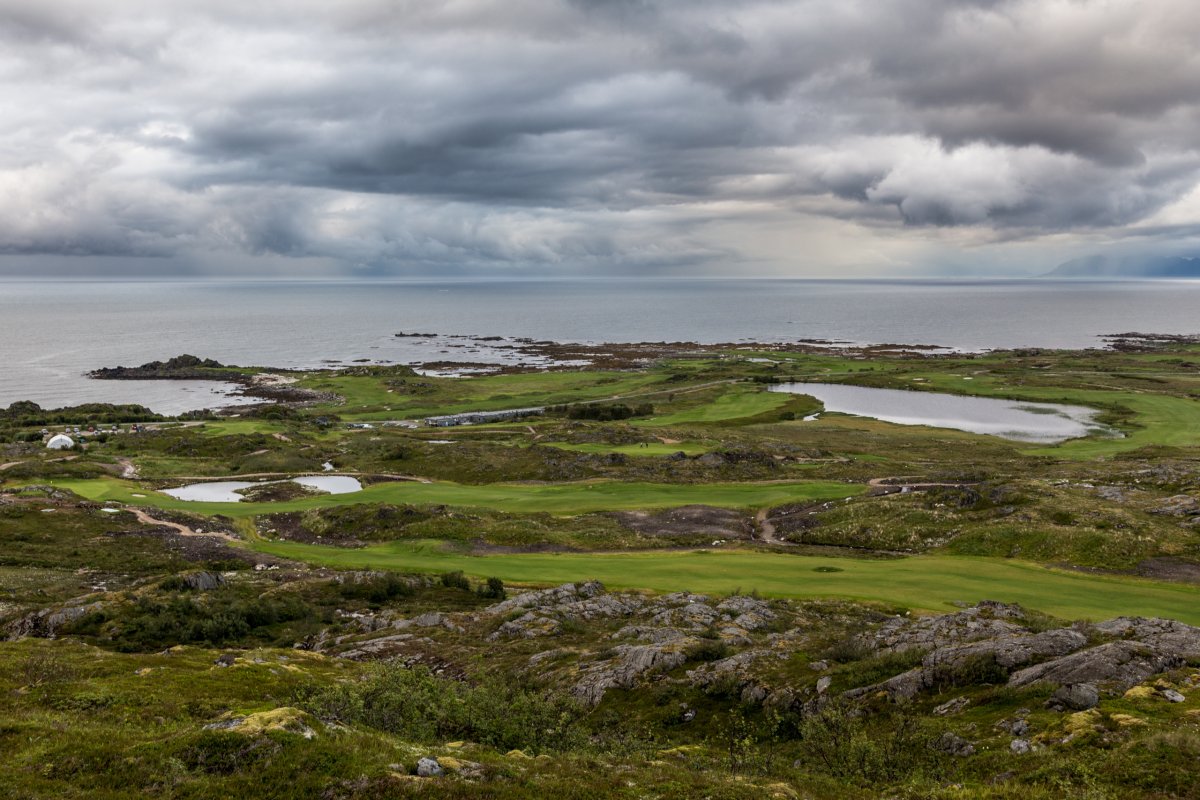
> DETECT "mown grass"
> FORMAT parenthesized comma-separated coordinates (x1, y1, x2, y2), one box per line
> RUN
(639, 385, 792, 426)
(301, 369, 670, 420)
(36, 476, 863, 517)
(245, 538, 1200, 624)
(540, 441, 710, 456)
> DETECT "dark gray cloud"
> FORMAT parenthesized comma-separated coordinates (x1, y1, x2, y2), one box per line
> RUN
(1, 0, 1199, 276)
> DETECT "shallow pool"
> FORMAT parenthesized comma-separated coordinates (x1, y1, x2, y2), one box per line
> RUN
(769, 382, 1114, 443)
(162, 475, 363, 502)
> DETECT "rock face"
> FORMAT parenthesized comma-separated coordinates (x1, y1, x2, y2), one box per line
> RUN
(1092, 617, 1200, 658)
(1149, 494, 1200, 517)
(573, 641, 693, 706)
(181, 571, 224, 591)
(5, 600, 104, 639)
(1008, 641, 1185, 691)
(862, 601, 1026, 653)
(851, 627, 1089, 702)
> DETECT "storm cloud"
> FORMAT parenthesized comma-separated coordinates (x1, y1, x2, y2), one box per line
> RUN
(2, 0, 1199, 275)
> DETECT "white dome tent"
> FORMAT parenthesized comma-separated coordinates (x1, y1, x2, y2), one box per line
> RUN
(46, 434, 75, 450)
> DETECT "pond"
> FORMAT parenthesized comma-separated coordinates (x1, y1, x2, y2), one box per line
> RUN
(769, 382, 1114, 443)
(162, 475, 363, 502)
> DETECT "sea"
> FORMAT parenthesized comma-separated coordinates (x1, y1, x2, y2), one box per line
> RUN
(2, 278, 1199, 415)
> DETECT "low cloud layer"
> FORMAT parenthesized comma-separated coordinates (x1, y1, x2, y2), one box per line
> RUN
(2, 0, 1199, 276)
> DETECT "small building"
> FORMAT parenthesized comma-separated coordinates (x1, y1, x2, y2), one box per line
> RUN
(423, 407, 545, 427)
(46, 434, 75, 450)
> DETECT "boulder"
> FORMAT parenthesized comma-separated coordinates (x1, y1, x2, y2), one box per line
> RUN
(182, 571, 224, 591)
(1046, 683, 1099, 711)
(932, 732, 976, 757)
(416, 757, 443, 777)
(1009, 739, 1031, 755)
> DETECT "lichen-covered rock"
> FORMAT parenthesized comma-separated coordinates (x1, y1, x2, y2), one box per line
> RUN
(416, 757, 443, 777)
(1148, 494, 1200, 517)
(203, 707, 316, 739)
(182, 571, 224, 591)
(932, 731, 975, 756)
(6, 600, 105, 639)
(486, 584, 642, 640)
(923, 628, 1088, 671)
(850, 628, 1088, 701)
(482, 581, 606, 617)
(862, 602, 1026, 653)
(1008, 641, 1185, 691)
(573, 641, 694, 706)
(1046, 683, 1099, 711)
(1093, 617, 1200, 659)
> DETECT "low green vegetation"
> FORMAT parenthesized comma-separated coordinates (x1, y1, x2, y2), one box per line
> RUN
(43, 476, 862, 516)
(8, 339, 1200, 797)
(246, 538, 1200, 624)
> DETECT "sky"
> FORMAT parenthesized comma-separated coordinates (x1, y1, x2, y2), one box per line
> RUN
(2, 0, 1200, 279)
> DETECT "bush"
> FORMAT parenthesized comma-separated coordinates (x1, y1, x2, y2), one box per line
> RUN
(790, 700, 945, 784)
(477, 576, 506, 600)
(440, 571, 471, 591)
(337, 573, 416, 604)
(297, 664, 584, 753)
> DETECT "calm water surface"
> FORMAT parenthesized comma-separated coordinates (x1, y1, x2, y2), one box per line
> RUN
(770, 382, 1111, 443)
(162, 475, 363, 502)
(3, 278, 1199, 413)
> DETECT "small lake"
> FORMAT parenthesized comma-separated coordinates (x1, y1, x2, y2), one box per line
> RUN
(162, 475, 363, 502)
(770, 382, 1113, 443)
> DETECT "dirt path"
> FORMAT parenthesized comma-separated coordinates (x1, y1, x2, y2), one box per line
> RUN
(0, 461, 21, 471)
(127, 508, 238, 541)
(754, 507, 785, 545)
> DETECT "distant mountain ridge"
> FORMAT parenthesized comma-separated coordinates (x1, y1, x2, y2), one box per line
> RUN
(1045, 254, 1200, 278)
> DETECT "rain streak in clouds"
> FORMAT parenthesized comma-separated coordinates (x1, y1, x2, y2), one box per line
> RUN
(2, 0, 1200, 276)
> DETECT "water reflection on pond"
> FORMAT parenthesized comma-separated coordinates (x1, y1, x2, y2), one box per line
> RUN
(770, 382, 1115, 443)
(162, 475, 363, 502)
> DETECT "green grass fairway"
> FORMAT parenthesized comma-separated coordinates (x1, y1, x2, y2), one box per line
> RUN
(303, 370, 668, 420)
(41, 477, 861, 517)
(247, 539, 1200, 624)
(640, 386, 791, 426)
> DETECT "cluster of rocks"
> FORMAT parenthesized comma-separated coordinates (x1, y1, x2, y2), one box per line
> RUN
(313, 581, 1200, 727)
(847, 609, 1200, 716)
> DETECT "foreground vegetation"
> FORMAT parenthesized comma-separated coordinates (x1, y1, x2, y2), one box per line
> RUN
(6, 336, 1200, 796)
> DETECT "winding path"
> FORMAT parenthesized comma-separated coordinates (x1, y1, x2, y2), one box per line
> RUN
(127, 508, 238, 542)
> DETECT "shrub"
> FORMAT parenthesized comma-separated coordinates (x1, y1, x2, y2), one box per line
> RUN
(440, 571, 471, 591)
(297, 664, 584, 753)
(477, 576, 506, 600)
(790, 700, 945, 784)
